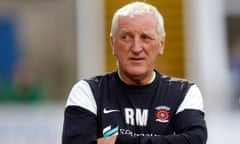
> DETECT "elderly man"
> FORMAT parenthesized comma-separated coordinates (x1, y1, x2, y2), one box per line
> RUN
(62, 2, 208, 144)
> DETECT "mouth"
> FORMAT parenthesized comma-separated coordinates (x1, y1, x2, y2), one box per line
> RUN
(129, 57, 145, 63)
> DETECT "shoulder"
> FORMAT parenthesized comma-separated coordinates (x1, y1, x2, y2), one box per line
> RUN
(85, 71, 116, 85)
(84, 71, 116, 93)
(157, 72, 194, 92)
(155, 71, 203, 113)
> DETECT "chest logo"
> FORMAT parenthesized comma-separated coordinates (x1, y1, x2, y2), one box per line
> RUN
(103, 108, 120, 114)
(125, 108, 149, 126)
(155, 106, 170, 123)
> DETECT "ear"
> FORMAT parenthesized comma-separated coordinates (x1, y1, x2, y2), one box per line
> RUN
(158, 38, 165, 56)
(110, 35, 116, 56)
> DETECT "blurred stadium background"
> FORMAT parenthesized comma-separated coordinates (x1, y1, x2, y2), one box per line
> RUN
(0, 0, 239, 143)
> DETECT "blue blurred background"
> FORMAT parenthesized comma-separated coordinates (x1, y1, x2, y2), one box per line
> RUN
(0, 0, 239, 143)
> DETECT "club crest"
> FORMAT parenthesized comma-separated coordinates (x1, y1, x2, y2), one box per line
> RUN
(155, 106, 170, 123)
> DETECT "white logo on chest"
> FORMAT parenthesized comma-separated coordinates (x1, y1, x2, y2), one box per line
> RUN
(124, 108, 148, 126)
(103, 108, 120, 114)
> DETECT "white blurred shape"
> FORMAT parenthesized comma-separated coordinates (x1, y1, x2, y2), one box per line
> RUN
(76, 0, 106, 80)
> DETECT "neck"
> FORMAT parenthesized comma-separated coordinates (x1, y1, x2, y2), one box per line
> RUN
(117, 70, 156, 85)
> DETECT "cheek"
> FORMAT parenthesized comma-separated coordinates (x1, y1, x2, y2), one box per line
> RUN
(114, 42, 130, 55)
(145, 43, 159, 54)
(150, 51, 159, 62)
(146, 45, 161, 61)
(112, 42, 123, 56)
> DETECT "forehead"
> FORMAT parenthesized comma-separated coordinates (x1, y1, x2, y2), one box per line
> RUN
(117, 13, 158, 32)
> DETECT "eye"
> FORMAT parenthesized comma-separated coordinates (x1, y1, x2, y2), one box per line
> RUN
(121, 35, 128, 40)
(121, 33, 132, 42)
(141, 34, 152, 41)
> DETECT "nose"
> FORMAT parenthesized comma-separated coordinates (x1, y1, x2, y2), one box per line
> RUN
(131, 37, 143, 54)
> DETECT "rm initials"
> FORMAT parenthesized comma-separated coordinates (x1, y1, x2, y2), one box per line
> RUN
(124, 108, 149, 126)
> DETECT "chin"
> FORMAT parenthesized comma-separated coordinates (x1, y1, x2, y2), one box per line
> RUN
(127, 68, 146, 76)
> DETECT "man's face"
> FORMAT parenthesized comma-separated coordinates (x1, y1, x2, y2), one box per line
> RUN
(111, 13, 165, 81)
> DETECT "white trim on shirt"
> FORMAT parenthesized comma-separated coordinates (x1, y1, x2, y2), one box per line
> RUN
(176, 84, 204, 114)
(66, 80, 97, 115)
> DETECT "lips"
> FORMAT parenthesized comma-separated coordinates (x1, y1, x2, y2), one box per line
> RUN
(130, 57, 144, 60)
(129, 57, 145, 60)
(129, 57, 145, 63)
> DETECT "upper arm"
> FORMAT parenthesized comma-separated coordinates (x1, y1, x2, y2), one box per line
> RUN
(176, 84, 204, 114)
(174, 84, 207, 143)
(62, 80, 98, 144)
(66, 80, 97, 115)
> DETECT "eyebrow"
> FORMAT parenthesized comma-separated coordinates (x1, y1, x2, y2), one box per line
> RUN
(119, 29, 131, 33)
(119, 29, 156, 36)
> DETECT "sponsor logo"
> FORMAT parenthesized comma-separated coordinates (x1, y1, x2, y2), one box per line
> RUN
(103, 108, 120, 114)
(119, 128, 161, 137)
(155, 106, 170, 123)
(103, 125, 119, 137)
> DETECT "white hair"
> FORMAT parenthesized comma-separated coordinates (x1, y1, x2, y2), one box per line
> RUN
(110, 2, 166, 39)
